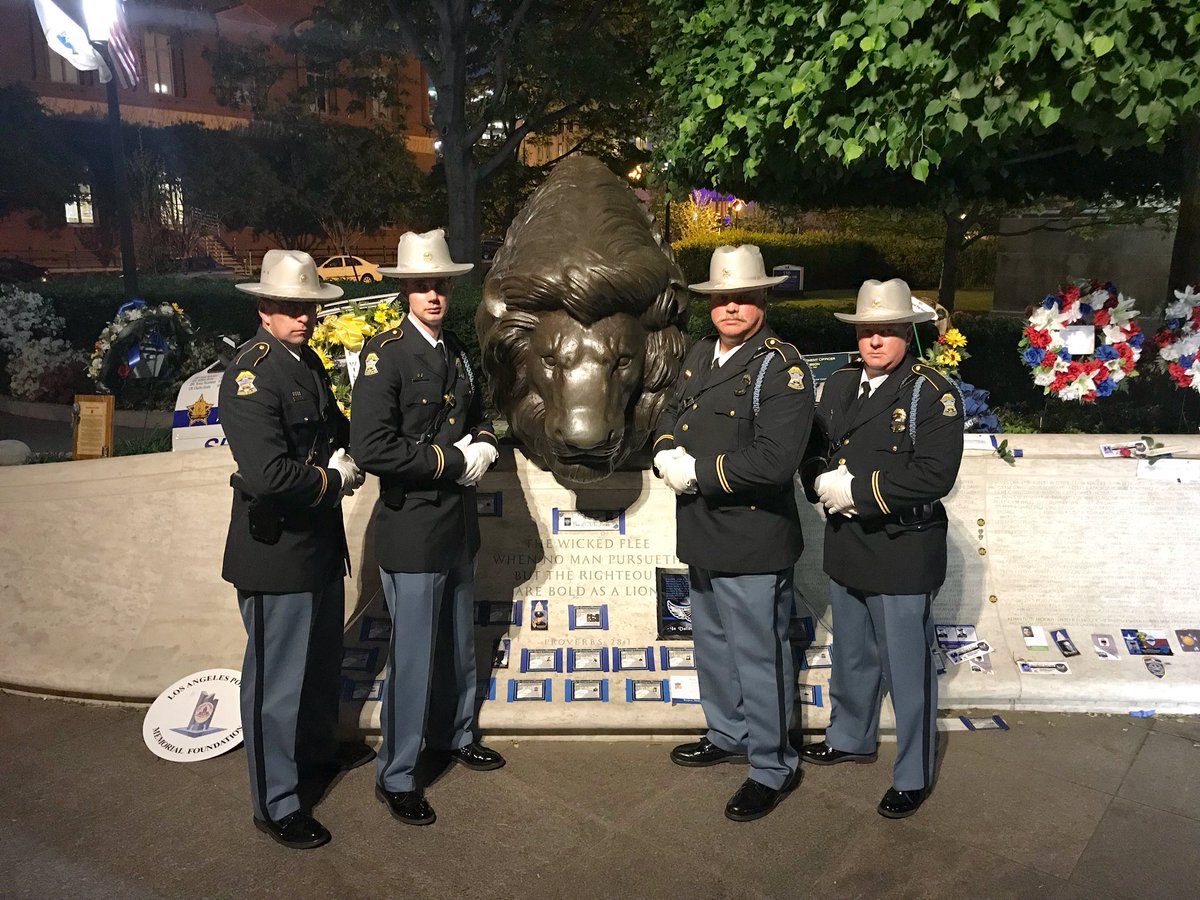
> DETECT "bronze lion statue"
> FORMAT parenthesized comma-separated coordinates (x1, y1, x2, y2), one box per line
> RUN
(477, 155, 688, 484)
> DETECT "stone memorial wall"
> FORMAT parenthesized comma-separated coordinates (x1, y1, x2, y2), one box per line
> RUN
(1, 436, 1197, 732)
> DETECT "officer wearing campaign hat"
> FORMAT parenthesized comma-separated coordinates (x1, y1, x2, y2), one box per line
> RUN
(654, 244, 814, 821)
(800, 278, 963, 819)
(351, 230, 504, 827)
(219, 249, 371, 850)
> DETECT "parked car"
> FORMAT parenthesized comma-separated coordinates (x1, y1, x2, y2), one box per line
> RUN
(0, 257, 49, 284)
(315, 255, 381, 283)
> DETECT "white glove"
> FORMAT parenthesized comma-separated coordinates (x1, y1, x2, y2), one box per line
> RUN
(662, 451, 698, 495)
(458, 441, 498, 486)
(454, 434, 472, 451)
(327, 448, 362, 497)
(816, 464, 855, 515)
(653, 446, 684, 478)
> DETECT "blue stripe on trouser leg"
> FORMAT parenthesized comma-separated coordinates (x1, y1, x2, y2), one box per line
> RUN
(825, 581, 884, 755)
(238, 589, 318, 821)
(376, 567, 444, 792)
(688, 565, 749, 755)
(711, 569, 798, 789)
(868, 591, 937, 791)
(426, 555, 479, 751)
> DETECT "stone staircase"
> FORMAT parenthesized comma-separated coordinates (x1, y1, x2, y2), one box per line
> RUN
(191, 209, 252, 274)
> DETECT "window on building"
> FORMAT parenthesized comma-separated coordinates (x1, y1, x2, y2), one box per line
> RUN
(371, 92, 391, 121)
(65, 185, 94, 226)
(306, 71, 329, 114)
(47, 52, 81, 85)
(160, 179, 184, 228)
(144, 31, 174, 95)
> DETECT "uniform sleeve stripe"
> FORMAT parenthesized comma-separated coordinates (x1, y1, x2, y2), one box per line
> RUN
(653, 434, 674, 447)
(476, 430, 497, 442)
(433, 444, 445, 480)
(716, 454, 732, 494)
(311, 467, 329, 507)
(871, 470, 890, 514)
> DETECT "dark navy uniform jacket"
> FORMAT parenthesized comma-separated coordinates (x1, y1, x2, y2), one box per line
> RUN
(350, 316, 498, 573)
(654, 325, 814, 574)
(817, 354, 964, 595)
(219, 327, 350, 594)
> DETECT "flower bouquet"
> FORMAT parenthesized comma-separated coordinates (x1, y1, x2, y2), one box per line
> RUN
(1151, 285, 1200, 392)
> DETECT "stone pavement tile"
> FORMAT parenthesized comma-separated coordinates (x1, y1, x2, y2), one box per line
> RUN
(944, 713, 1149, 796)
(1115, 730, 1200, 821)
(901, 744, 1113, 878)
(566, 779, 876, 899)
(1149, 714, 1200, 743)
(1066, 798, 1200, 899)
(795, 741, 899, 814)
(309, 752, 622, 900)
(817, 816, 1068, 899)
(0, 691, 136, 752)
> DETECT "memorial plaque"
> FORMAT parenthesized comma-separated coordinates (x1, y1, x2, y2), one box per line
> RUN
(656, 567, 692, 639)
(72, 394, 114, 460)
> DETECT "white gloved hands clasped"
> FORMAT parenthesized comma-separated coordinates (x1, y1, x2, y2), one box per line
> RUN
(458, 440, 498, 486)
(661, 449, 699, 496)
(653, 447, 680, 478)
(327, 448, 363, 498)
(815, 464, 855, 515)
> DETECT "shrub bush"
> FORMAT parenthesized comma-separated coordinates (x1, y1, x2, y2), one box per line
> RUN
(672, 229, 994, 291)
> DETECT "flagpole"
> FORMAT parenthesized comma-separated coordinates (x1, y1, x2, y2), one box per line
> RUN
(92, 39, 138, 300)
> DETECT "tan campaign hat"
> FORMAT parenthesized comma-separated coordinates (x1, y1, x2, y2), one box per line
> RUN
(377, 228, 474, 278)
(688, 244, 787, 293)
(235, 249, 344, 301)
(834, 278, 930, 324)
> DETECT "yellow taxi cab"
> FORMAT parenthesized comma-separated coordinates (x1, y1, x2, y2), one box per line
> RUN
(315, 255, 381, 283)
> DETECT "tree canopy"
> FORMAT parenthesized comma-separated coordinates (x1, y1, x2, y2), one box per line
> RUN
(651, 0, 1200, 297)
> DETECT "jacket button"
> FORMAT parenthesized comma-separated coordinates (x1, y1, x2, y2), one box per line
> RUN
(837, 458, 846, 465)
(449, 417, 456, 424)
(681, 423, 689, 431)
(422, 398, 427, 404)
(892, 445, 898, 451)
(729, 410, 735, 416)
(750, 504, 756, 510)
(691, 403, 697, 410)
(842, 438, 849, 445)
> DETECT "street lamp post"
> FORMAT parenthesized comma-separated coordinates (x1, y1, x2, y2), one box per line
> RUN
(82, 0, 138, 299)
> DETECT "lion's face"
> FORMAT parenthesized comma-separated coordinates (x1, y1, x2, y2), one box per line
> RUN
(523, 310, 646, 483)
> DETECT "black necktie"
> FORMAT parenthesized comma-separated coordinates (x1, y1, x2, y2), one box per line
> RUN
(851, 381, 872, 417)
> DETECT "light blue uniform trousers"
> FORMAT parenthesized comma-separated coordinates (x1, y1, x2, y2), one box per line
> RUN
(825, 581, 938, 791)
(689, 565, 798, 790)
(238, 576, 344, 822)
(376, 553, 478, 792)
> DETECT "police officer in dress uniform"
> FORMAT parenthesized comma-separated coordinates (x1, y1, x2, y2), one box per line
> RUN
(654, 245, 814, 822)
(350, 230, 504, 826)
(220, 250, 372, 850)
(800, 278, 964, 819)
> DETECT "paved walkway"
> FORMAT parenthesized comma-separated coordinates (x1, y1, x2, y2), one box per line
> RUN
(1, 692, 1197, 899)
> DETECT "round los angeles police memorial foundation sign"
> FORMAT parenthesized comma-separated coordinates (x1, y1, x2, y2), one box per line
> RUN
(142, 668, 244, 762)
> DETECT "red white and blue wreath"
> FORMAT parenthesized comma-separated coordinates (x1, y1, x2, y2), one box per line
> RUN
(1018, 279, 1142, 402)
(1151, 285, 1200, 393)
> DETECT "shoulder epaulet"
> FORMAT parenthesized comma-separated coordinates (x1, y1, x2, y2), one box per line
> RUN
(233, 341, 270, 367)
(378, 313, 407, 347)
(911, 362, 952, 392)
(762, 336, 802, 363)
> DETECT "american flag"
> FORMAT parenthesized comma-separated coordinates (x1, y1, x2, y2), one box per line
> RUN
(106, 0, 140, 89)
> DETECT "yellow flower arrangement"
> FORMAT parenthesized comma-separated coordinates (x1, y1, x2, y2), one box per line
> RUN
(309, 299, 404, 414)
(920, 323, 970, 379)
(942, 328, 966, 348)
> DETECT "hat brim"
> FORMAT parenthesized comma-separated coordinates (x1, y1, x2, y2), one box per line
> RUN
(377, 263, 475, 278)
(833, 309, 928, 325)
(236, 281, 344, 301)
(688, 275, 788, 293)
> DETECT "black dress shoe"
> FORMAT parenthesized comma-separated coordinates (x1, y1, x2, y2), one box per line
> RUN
(253, 811, 331, 849)
(375, 785, 436, 826)
(878, 786, 927, 819)
(799, 740, 877, 766)
(449, 742, 506, 771)
(724, 770, 802, 822)
(325, 742, 377, 772)
(670, 737, 748, 768)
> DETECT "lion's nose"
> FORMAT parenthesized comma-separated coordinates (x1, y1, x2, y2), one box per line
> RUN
(552, 411, 614, 452)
